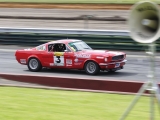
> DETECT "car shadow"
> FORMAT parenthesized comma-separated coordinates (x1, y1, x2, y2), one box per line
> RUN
(24, 68, 138, 78)
(99, 71, 137, 77)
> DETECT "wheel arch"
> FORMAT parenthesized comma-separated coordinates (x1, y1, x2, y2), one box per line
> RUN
(83, 59, 100, 70)
(27, 55, 41, 64)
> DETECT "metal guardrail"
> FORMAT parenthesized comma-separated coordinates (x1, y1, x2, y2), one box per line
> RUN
(0, 27, 130, 36)
(0, 27, 160, 51)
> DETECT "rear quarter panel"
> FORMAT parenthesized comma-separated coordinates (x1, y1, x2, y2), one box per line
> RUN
(15, 50, 42, 65)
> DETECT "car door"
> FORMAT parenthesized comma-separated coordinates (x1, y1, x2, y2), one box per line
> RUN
(47, 43, 65, 68)
(39, 43, 64, 68)
(43, 43, 75, 69)
(48, 43, 73, 69)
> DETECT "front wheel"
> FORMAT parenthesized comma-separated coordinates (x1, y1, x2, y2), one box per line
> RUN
(27, 58, 42, 72)
(84, 61, 100, 75)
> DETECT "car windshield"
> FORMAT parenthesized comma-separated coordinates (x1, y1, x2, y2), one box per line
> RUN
(68, 41, 92, 52)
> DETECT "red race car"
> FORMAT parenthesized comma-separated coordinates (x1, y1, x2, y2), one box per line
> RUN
(15, 39, 127, 75)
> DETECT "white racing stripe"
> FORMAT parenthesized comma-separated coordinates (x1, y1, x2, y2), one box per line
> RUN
(0, 48, 160, 58)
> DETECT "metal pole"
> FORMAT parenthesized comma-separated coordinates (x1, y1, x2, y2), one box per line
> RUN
(119, 43, 160, 120)
(148, 43, 155, 120)
(150, 92, 155, 120)
(83, 15, 93, 29)
(83, 15, 88, 29)
(119, 82, 149, 120)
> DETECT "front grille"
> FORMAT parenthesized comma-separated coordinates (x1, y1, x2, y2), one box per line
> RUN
(112, 55, 124, 61)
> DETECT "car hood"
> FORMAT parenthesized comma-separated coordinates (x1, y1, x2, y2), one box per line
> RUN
(81, 50, 125, 57)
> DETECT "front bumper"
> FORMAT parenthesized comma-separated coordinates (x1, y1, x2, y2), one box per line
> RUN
(99, 59, 127, 70)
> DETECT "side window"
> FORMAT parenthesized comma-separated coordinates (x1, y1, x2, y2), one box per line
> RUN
(36, 44, 46, 51)
(48, 44, 55, 52)
(48, 43, 68, 52)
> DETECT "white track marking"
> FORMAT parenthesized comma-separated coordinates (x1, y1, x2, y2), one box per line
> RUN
(0, 49, 16, 52)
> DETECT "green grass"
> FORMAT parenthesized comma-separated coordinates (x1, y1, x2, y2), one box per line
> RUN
(0, 86, 160, 120)
(0, 0, 159, 4)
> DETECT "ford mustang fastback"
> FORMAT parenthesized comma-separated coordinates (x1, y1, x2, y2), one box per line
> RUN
(15, 39, 127, 75)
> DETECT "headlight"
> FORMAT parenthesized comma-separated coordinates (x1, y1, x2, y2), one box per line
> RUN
(104, 58, 108, 62)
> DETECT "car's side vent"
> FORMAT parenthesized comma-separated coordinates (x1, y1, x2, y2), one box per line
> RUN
(112, 55, 124, 61)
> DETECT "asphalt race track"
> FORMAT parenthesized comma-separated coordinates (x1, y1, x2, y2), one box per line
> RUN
(1, 47, 160, 85)
(0, 8, 159, 87)
(0, 8, 127, 30)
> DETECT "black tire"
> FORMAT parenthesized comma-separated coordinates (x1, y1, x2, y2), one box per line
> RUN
(84, 61, 100, 75)
(27, 58, 42, 72)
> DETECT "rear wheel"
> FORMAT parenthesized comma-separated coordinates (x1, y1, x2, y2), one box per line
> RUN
(84, 61, 100, 75)
(27, 58, 42, 72)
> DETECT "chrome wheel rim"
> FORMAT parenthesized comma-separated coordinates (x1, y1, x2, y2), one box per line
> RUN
(29, 59, 38, 70)
(86, 62, 96, 73)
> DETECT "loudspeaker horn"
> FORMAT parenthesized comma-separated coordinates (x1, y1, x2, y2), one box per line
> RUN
(128, 1, 160, 43)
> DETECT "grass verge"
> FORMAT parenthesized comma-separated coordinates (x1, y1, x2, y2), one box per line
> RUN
(0, 86, 160, 120)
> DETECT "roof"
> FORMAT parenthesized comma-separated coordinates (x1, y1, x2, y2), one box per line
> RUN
(47, 39, 82, 44)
